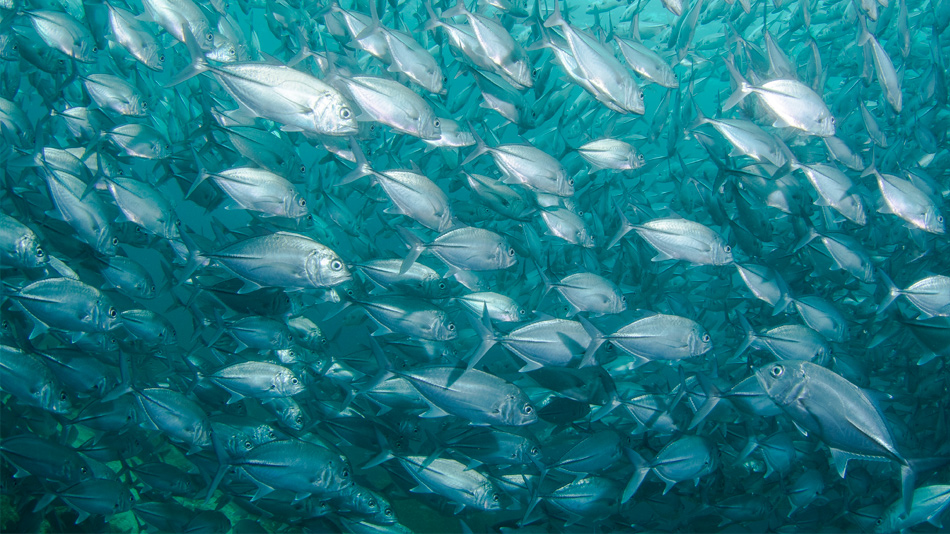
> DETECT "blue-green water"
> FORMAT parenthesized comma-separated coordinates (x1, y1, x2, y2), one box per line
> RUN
(1, 0, 949, 531)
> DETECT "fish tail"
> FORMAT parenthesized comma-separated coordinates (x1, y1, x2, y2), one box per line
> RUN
(687, 100, 709, 131)
(465, 304, 498, 370)
(441, 0, 470, 18)
(395, 226, 425, 274)
(606, 199, 635, 249)
(543, 0, 565, 28)
(165, 28, 211, 87)
(722, 55, 752, 111)
(687, 373, 723, 431)
(877, 270, 901, 314)
(423, 0, 442, 31)
(186, 149, 210, 199)
(578, 316, 607, 368)
(354, 0, 383, 40)
(621, 449, 650, 503)
(461, 124, 489, 166)
(340, 137, 375, 184)
(732, 311, 756, 361)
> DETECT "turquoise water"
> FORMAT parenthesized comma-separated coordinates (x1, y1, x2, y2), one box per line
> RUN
(1, 0, 949, 532)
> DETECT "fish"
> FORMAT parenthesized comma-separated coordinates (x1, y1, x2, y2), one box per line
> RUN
(1, 0, 948, 529)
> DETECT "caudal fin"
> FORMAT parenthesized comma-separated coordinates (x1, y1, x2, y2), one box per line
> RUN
(395, 226, 425, 274)
(460, 124, 490, 166)
(722, 55, 752, 111)
(165, 29, 211, 87)
(876, 270, 901, 314)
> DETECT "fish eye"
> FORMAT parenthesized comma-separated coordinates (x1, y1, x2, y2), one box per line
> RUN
(92, 46, 98, 53)
(447, 323, 455, 331)
(244, 440, 253, 449)
(206, 32, 214, 41)
(142, 101, 148, 109)
(702, 333, 710, 342)
(159, 54, 165, 62)
(523, 404, 533, 414)
(298, 198, 307, 206)
(568, 179, 574, 186)
(36, 247, 44, 257)
(300, 164, 306, 173)
(340, 108, 352, 119)
(724, 245, 732, 253)
(530, 446, 539, 455)
(938, 215, 944, 224)
(519, 308, 526, 315)
(508, 248, 516, 256)
(295, 415, 303, 424)
(770, 365, 784, 378)
(291, 377, 298, 384)
(638, 91, 644, 99)
(433, 119, 441, 128)
(342, 468, 349, 477)
(331, 260, 343, 271)
(637, 154, 644, 162)
(492, 493, 500, 502)
(384, 507, 393, 516)
(108, 307, 117, 318)
(112, 237, 119, 245)
(80, 466, 88, 474)
(60, 391, 68, 401)
(438, 282, 446, 290)
(830, 116, 836, 124)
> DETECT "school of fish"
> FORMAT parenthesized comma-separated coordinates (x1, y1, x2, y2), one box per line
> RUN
(1, 0, 949, 531)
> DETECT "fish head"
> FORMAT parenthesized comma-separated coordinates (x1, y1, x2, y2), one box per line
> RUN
(713, 242, 734, 265)
(278, 401, 306, 430)
(136, 279, 157, 300)
(755, 361, 807, 406)
(498, 392, 537, 426)
(623, 83, 646, 115)
(207, 41, 238, 63)
(96, 229, 119, 257)
(141, 45, 165, 71)
(419, 113, 443, 141)
(423, 277, 451, 299)
(474, 483, 503, 511)
(507, 59, 533, 89)
(923, 208, 945, 234)
(95, 298, 120, 333)
(504, 303, 529, 322)
(148, 137, 171, 160)
(556, 173, 575, 197)
(420, 66, 445, 95)
(41, 382, 71, 414)
(17, 234, 48, 268)
(286, 193, 310, 220)
(491, 240, 519, 269)
(306, 249, 352, 288)
(816, 113, 836, 137)
(124, 94, 149, 117)
(629, 152, 646, 170)
(430, 312, 458, 341)
(314, 93, 359, 136)
(275, 368, 305, 397)
(577, 225, 596, 248)
(688, 327, 713, 356)
(188, 419, 213, 452)
(326, 456, 353, 492)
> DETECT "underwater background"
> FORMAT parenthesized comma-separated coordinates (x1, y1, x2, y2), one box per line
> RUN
(1, 0, 949, 531)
